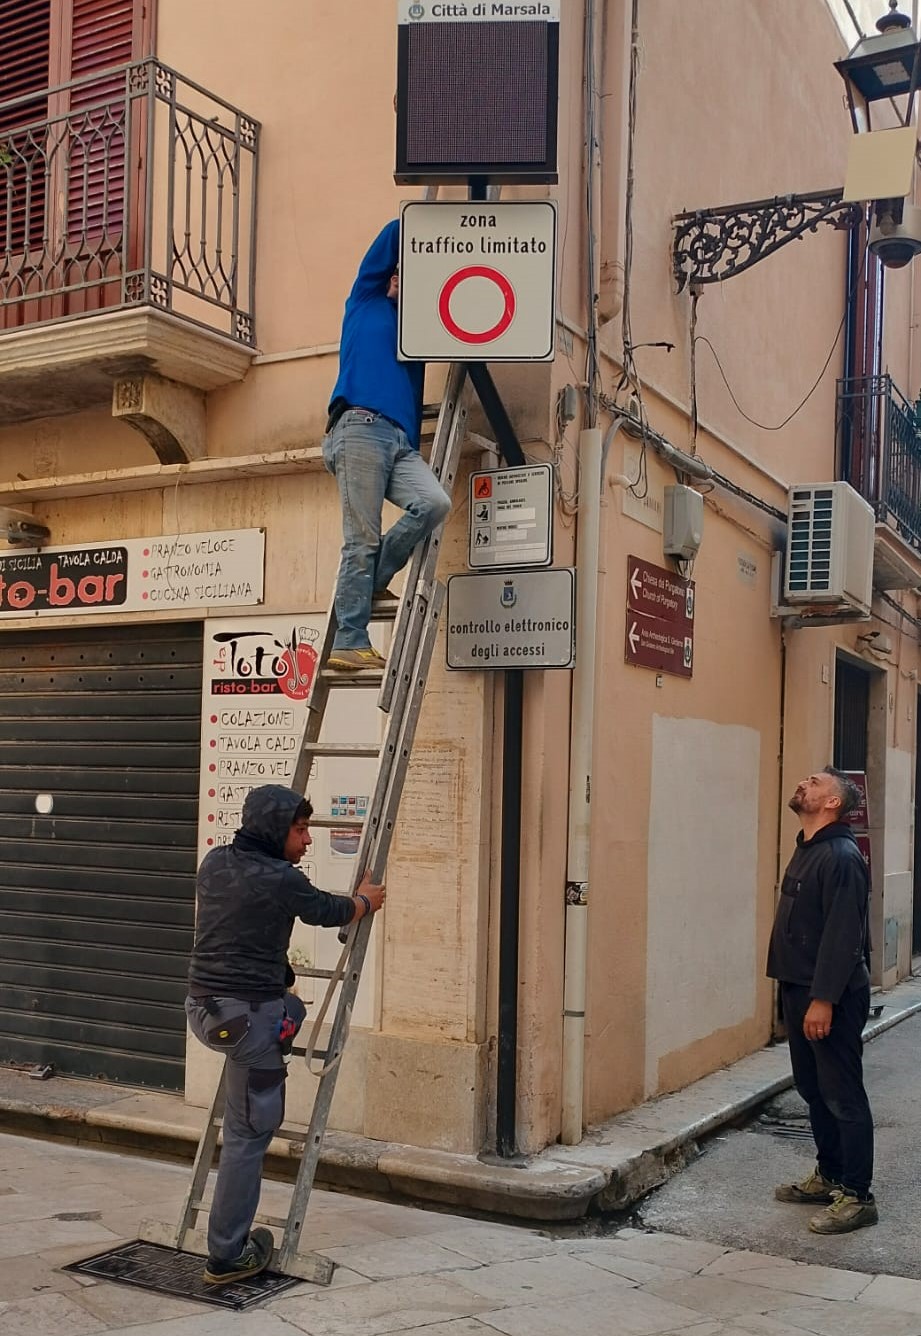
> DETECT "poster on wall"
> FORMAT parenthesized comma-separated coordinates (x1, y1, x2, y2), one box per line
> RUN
(0, 529, 265, 619)
(843, 770, 871, 880)
(198, 614, 383, 1023)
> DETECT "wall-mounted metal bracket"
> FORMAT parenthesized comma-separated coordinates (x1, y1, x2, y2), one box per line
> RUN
(673, 188, 863, 291)
(1, 508, 50, 547)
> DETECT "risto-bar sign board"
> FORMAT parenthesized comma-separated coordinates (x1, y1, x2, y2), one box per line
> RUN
(399, 200, 557, 362)
(0, 529, 264, 619)
(625, 555, 695, 679)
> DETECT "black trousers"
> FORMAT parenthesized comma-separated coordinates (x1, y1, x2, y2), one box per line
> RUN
(781, 982, 874, 1198)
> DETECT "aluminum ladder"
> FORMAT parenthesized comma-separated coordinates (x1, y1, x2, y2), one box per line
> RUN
(141, 365, 469, 1285)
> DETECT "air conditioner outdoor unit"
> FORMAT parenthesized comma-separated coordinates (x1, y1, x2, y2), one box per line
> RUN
(783, 482, 874, 616)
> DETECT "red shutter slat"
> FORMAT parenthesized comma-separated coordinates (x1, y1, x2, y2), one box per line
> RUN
(0, 0, 51, 254)
(0, 1, 50, 114)
(70, 0, 134, 76)
(65, 0, 135, 238)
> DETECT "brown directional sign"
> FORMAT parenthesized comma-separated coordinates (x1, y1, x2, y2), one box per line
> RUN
(626, 556, 694, 679)
(625, 613, 693, 678)
(627, 556, 694, 625)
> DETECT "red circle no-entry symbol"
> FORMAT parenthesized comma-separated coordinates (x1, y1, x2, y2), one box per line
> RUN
(438, 266, 516, 344)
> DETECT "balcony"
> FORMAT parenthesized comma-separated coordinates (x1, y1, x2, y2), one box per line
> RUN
(0, 61, 259, 462)
(836, 374, 921, 590)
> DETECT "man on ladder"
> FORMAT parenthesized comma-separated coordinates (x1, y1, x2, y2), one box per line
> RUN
(185, 784, 385, 1285)
(323, 219, 451, 670)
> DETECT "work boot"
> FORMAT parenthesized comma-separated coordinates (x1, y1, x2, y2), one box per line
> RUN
(203, 1227, 274, 1285)
(327, 647, 387, 672)
(774, 1167, 842, 1204)
(809, 1189, 879, 1235)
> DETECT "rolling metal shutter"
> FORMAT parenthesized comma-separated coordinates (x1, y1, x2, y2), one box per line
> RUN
(0, 621, 202, 1089)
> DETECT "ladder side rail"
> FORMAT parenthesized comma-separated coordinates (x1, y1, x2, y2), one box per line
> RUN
(170, 1065, 228, 1249)
(363, 586, 447, 883)
(380, 380, 468, 711)
(276, 588, 446, 1268)
(378, 364, 466, 705)
(275, 912, 374, 1269)
(291, 587, 340, 792)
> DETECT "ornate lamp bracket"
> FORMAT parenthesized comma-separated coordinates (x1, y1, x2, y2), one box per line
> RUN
(672, 188, 864, 292)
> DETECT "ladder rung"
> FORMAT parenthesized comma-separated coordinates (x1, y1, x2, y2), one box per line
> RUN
(295, 966, 338, 979)
(273, 1127, 308, 1143)
(320, 668, 385, 686)
(308, 814, 365, 829)
(301, 743, 381, 758)
(370, 603, 399, 622)
(254, 1212, 289, 1230)
(290, 1047, 328, 1060)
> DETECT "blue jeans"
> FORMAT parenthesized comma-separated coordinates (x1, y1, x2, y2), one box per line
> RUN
(185, 992, 307, 1260)
(322, 410, 451, 650)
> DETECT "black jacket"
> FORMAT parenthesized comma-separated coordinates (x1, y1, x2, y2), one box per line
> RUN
(766, 822, 870, 1003)
(188, 785, 356, 1001)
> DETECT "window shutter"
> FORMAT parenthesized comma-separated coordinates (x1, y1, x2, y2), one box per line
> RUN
(0, 0, 51, 105)
(0, 0, 52, 252)
(70, 0, 135, 77)
(65, 0, 136, 238)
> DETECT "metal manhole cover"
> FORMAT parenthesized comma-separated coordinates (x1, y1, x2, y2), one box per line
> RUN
(63, 1240, 303, 1311)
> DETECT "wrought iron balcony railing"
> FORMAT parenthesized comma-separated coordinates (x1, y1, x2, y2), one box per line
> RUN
(0, 60, 258, 346)
(837, 374, 921, 553)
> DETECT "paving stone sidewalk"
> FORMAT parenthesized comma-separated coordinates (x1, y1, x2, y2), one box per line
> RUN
(2, 1131, 921, 1336)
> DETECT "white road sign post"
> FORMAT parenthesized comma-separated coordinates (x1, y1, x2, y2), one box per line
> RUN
(399, 200, 557, 362)
(468, 463, 553, 569)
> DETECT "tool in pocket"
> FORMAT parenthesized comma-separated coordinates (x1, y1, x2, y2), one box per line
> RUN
(204, 1013, 250, 1047)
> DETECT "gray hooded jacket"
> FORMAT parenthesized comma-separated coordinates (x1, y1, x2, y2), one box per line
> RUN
(188, 785, 356, 1001)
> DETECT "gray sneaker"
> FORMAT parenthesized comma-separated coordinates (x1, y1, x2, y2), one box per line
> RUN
(775, 1167, 842, 1204)
(809, 1190, 878, 1234)
(203, 1227, 274, 1285)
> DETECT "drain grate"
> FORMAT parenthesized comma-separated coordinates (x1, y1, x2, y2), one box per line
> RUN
(755, 1117, 813, 1141)
(63, 1240, 303, 1312)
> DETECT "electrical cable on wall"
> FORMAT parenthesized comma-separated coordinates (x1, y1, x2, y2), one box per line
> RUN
(692, 246, 868, 433)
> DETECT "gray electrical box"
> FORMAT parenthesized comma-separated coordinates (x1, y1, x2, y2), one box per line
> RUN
(664, 485, 704, 560)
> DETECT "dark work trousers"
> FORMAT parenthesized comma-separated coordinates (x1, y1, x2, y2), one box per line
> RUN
(780, 982, 874, 1198)
(185, 992, 307, 1260)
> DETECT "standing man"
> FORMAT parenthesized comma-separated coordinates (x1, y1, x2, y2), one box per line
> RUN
(768, 766, 876, 1234)
(323, 218, 451, 671)
(186, 784, 385, 1284)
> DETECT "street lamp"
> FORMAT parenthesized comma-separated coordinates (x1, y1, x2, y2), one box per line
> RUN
(672, 2, 920, 289)
(835, 2, 921, 267)
(835, 0, 921, 133)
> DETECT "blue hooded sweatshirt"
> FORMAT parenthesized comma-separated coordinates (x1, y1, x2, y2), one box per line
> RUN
(328, 219, 425, 447)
